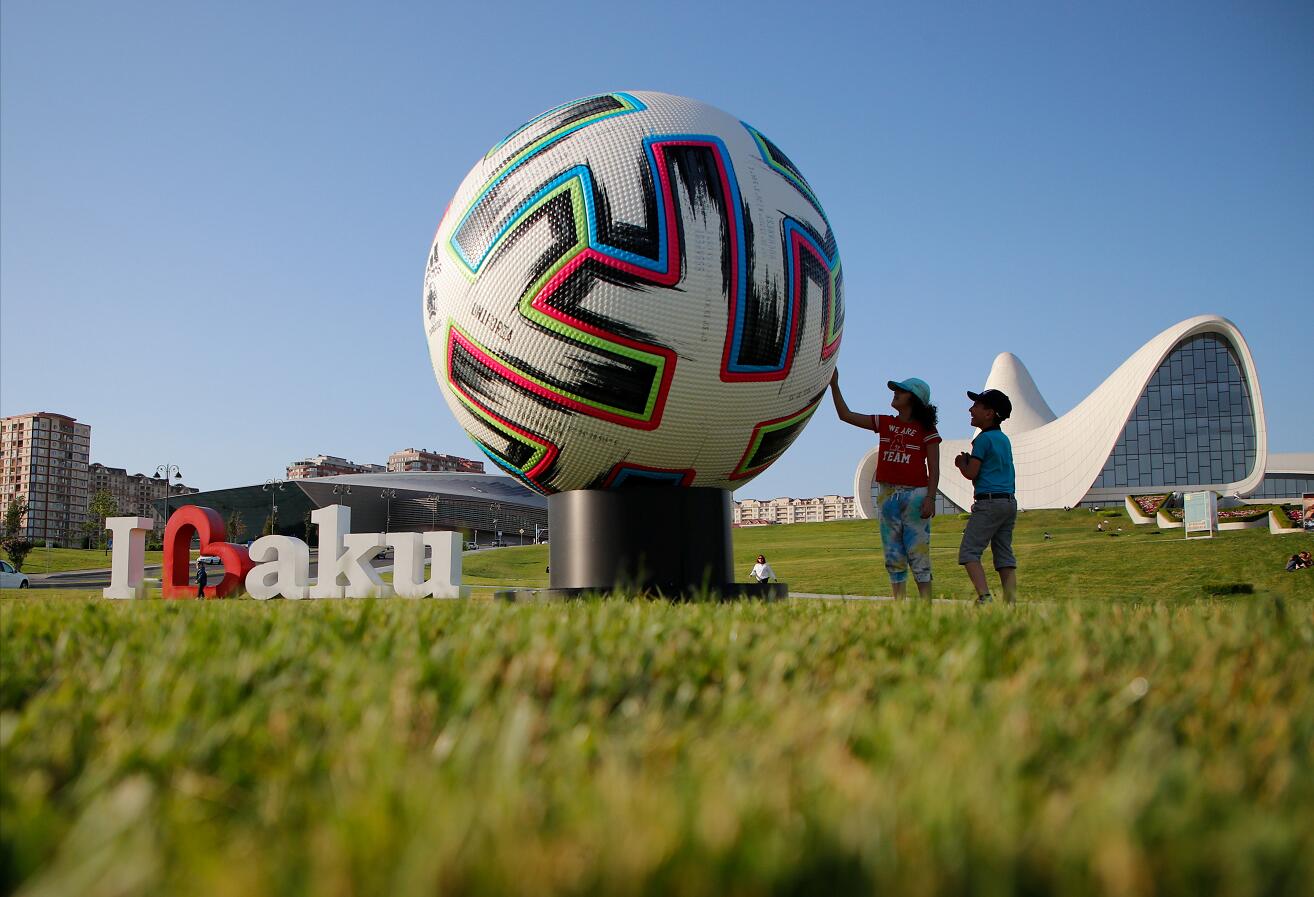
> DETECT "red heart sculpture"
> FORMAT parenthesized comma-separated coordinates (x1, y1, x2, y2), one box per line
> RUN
(161, 506, 254, 599)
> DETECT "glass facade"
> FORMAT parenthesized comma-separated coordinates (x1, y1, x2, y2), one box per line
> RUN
(1092, 334, 1257, 490)
(1247, 473, 1314, 500)
(935, 491, 965, 515)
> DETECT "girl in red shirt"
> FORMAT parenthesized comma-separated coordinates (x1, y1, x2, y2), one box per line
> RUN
(830, 371, 942, 599)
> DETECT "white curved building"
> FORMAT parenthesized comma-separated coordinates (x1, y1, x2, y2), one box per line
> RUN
(854, 315, 1312, 516)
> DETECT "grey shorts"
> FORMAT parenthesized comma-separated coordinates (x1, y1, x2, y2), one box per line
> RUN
(958, 497, 1018, 569)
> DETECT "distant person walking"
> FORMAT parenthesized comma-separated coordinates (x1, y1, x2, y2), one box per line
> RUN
(195, 559, 208, 599)
(954, 389, 1018, 604)
(830, 370, 941, 599)
(750, 554, 775, 583)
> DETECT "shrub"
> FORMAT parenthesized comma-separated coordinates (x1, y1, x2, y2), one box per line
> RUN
(1, 537, 33, 571)
(1202, 582, 1254, 596)
(2, 497, 34, 570)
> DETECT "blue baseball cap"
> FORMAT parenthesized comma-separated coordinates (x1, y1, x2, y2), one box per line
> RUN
(887, 377, 931, 406)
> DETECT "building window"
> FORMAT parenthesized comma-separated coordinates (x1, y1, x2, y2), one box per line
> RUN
(1093, 334, 1257, 490)
(1248, 473, 1314, 500)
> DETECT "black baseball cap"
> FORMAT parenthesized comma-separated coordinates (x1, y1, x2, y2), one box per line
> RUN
(967, 388, 1012, 421)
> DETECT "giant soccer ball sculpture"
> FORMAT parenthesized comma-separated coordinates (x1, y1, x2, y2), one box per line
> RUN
(423, 91, 842, 595)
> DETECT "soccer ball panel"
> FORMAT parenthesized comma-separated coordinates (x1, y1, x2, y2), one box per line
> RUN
(423, 91, 842, 493)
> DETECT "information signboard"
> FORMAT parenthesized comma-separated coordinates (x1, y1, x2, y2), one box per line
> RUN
(1184, 491, 1217, 539)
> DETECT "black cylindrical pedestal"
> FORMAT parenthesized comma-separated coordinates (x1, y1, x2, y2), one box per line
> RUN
(548, 487, 734, 594)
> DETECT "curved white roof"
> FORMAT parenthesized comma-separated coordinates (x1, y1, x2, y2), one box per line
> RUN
(1266, 453, 1314, 475)
(300, 471, 548, 507)
(855, 315, 1268, 515)
(985, 352, 1056, 433)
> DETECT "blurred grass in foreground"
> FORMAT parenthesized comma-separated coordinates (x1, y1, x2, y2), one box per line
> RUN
(3, 597, 1312, 896)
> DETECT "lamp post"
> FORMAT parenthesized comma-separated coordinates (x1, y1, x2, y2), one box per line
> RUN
(263, 479, 285, 534)
(154, 464, 183, 537)
(430, 492, 439, 531)
(490, 502, 501, 546)
(325, 484, 352, 542)
(380, 489, 397, 534)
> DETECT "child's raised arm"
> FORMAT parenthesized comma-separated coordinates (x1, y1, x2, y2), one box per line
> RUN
(829, 370, 874, 429)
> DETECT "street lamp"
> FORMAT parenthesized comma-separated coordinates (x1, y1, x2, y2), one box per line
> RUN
(380, 488, 397, 533)
(263, 479, 285, 534)
(154, 464, 183, 534)
(490, 501, 501, 546)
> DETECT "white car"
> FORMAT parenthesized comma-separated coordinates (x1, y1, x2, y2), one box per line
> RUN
(197, 555, 224, 566)
(0, 560, 30, 589)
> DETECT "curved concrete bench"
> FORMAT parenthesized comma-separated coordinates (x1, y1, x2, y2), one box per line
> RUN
(1217, 517, 1267, 531)
(1125, 496, 1155, 525)
(1156, 509, 1183, 530)
(1269, 510, 1304, 536)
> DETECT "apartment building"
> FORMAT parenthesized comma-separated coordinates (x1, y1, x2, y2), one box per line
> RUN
(386, 448, 484, 474)
(0, 412, 91, 546)
(733, 494, 857, 526)
(88, 463, 199, 532)
(286, 455, 387, 479)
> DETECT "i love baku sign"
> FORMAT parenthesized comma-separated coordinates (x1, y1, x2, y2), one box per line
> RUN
(103, 505, 467, 600)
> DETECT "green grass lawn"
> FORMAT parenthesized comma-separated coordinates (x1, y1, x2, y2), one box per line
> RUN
(11, 509, 1310, 604)
(4, 512, 1312, 894)
(12, 547, 168, 576)
(2, 598, 1311, 895)
(464, 508, 1314, 602)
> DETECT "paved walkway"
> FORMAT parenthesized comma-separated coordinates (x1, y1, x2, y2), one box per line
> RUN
(481, 589, 980, 603)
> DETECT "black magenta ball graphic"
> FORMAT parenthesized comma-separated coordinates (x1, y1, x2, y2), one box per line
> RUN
(423, 91, 843, 494)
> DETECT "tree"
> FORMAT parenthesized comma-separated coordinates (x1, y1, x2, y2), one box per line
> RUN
(85, 489, 118, 550)
(226, 510, 247, 544)
(1, 497, 34, 571)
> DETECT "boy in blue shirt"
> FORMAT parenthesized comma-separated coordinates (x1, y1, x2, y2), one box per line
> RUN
(954, 389, 1018, 604)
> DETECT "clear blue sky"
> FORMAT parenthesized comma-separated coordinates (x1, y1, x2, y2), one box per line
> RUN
(2, 1, 1310, 497)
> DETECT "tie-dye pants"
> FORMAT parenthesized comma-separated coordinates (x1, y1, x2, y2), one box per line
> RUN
(876, 483, 933, 584)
